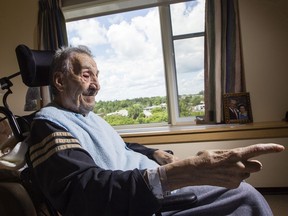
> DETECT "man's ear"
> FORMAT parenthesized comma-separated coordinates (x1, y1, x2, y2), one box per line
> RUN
(53, 72, 65, 92)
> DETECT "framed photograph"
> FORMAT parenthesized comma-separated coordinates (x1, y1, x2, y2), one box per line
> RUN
(223, 92, 253, 124)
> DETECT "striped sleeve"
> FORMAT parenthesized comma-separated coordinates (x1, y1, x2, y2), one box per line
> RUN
(25, 119, 160, 215)
(29, 131, 82, 168)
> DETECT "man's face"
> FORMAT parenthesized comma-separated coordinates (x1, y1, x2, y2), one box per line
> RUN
(229, 100, 237, 109)
(56, 53, 100, 115)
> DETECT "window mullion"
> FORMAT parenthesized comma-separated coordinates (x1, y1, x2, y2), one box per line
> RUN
(159, 5, 179, 126)
(173, 32, 205, 40)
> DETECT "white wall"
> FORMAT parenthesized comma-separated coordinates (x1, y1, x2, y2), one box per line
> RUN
(239, 0, 288, 122)
(149, 137, 288, 187)
(0, 1, 38, 116)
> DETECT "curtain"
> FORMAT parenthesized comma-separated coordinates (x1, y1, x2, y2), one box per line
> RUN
(25, 0, 68, 110)
(38, 0, 68, 50)
(204, 0, 245, 123)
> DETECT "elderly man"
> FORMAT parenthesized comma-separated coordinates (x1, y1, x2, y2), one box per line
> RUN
(228, 99, 239, 120)
(25, 45, 284, 216)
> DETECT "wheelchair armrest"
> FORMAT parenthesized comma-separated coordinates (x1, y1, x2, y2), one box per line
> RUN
(155, 151, 197, 214)
(157, 190, 197, 214)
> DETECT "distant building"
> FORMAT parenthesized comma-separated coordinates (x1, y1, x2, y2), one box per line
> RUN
(106, 109, 128, 117)
(194, 102, 205, 111)
(143, 110, 152, 117)
(144, 103, 167, 112)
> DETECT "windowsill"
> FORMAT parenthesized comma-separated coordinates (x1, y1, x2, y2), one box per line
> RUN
(119, 121, 288, 145)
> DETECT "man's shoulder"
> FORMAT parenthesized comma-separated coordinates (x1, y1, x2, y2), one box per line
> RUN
(36, 104, 60, 117)
(32, 105, 70, 131)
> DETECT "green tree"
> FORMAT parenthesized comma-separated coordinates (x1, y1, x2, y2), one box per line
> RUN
(94, 94, 204, 126)
(104, 115, 135, 126)
(128, 104, 143, 119)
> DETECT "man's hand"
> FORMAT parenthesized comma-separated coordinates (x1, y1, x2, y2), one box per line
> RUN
(153, 150, 179, 165)
(163, 143, 285, 191)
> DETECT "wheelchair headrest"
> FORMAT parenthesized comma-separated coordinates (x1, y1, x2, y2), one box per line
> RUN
(15, 45, 55, 87)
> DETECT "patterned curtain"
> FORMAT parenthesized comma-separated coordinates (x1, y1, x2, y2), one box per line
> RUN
(204, 0, 245, 123)
(25, 0, 68, 110)
(38, 0, 68, 50)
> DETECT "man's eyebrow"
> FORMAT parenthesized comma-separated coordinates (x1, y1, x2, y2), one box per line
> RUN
(81, 66, 99, 74)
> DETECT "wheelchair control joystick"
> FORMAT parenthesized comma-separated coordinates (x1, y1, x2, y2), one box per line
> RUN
(0, 72, 21, 109)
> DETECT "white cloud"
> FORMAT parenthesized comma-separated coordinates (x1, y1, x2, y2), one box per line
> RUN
(66, 19, 107, 46)
(174, 37, 204, 73)
(106, 9, 161, 60)
(170, 0, 205, 35)
(177, 70, 204, 95)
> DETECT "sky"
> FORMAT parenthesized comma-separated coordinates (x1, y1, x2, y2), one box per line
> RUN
(66, 0, 205, 101)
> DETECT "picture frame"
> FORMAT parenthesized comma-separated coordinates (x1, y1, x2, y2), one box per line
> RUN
(223, 92, 253, 124)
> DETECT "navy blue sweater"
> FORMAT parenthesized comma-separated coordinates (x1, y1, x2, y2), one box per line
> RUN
(26, 119, 161, 216)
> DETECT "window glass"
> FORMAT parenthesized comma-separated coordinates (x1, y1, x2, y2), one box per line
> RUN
(174, 37, 205, 117)
(66, 8, 168, 126)
(170, 0, 205, 35)
(170, 0, 205, 119)
(65, 0, 206, 126)
(174, 37, 204, 96)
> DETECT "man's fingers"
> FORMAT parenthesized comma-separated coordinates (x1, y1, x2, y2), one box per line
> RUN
(234, 143, 285, 161)
(242, 160, 263, 173)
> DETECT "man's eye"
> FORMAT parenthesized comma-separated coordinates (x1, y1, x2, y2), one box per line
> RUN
(82, 72, 90, 78)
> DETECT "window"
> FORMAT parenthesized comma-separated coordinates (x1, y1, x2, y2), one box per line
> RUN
(64, 0, 205, 127)
(170, 1, 205, 119)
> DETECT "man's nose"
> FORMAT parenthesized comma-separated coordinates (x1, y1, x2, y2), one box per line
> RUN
(95, 81, 100, 91)
(90, 74, 100, 91)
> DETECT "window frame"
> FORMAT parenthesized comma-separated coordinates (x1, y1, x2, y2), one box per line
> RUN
(63, 0, 205, 127)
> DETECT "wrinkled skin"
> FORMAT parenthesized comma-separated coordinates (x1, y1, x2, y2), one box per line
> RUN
(53, 53, 100, 115)
(153, 150, 180, 165)
(163, 143, 285, 190)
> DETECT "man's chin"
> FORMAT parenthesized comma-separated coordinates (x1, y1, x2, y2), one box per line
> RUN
(79, 105, 94, 116)
(78, 96, 95, 114)
(83, 102, 95, 112)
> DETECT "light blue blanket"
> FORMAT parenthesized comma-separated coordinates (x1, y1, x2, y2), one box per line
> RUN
(35, 105, 159, 171)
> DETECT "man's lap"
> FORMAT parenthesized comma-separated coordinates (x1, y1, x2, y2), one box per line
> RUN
(162, 182, 272, 216)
